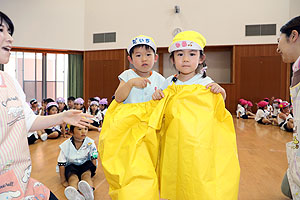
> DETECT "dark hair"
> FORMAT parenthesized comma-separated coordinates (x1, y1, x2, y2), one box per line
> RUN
(68, 96, 75, 101)
(89, 97, 97, 102)
(129, 44, 155, 58)
(45, 98, 55, 104)
(70, 125, 75, 132)
(0, 11, 14, 36)
(280, 16, 300, 37)
(170, 50, 207, 79)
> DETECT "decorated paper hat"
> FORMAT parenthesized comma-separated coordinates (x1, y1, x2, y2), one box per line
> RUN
(74, 98, 84, 105)
(273, 98, 282, 103)
(56, 97, 65, 103)
(90, 101, 99, 106)
(279, 101, 290, 109)
(30, 98, 37, 105)
(240, 99, 248, 106)
(239, 99, 245, 104)
(257, 101, 269, 108)
(99, 98, 108, 105)
(247, 101, 253, 107)
(46, 102, 58, 110)
(168, 30, 206, 53)
(94, 97, 101, 103)
(127, 35, 157, 54)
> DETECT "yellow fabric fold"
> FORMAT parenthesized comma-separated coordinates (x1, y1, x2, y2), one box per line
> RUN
(99, 84, 240, 200)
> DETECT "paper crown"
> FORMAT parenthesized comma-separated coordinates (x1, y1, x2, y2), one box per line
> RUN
(169, 30, 206, 53)
(127, 35, 157, 54)
(279, 101, 290, 109)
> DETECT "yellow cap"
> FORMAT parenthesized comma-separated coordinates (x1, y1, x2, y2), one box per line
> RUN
(127, 35, 157, 54)
(168, 31, 206, 53)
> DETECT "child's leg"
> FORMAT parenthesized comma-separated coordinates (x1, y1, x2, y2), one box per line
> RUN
(81, 170, 93, 187)
(68, 174, 80, 190)
(48, 131, 59, 139)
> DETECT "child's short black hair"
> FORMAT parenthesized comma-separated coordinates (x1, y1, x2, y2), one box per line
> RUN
(70, 125, 75, 132)
(68, 96, 75, 101)
(280, 16, 300, 37)
(0, 11, 14, 36)
(45, 98, 55, 104)
(129, 44, 155, 58)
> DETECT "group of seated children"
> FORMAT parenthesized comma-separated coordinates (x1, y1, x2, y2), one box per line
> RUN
(27, 96, 109, 144)
(237, 97, 294, 132)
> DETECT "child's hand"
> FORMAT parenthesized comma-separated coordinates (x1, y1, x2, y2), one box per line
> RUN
(206, 83, 226, 100)
(129, 77, 151, 89)
(152, 88, 165, 100)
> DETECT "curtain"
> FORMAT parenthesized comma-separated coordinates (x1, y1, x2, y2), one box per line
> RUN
(68, 54, 83, 98)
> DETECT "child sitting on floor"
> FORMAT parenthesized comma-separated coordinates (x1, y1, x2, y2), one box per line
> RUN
(58, 125, 98, 200)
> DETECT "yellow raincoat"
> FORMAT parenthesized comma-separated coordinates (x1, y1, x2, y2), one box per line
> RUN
(99, 84, 240, 200)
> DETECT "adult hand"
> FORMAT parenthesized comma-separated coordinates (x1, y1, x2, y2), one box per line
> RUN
(62, 110, 93, 128)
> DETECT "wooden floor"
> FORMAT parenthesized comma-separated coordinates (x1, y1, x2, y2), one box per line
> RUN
(29, 116, 292, 200)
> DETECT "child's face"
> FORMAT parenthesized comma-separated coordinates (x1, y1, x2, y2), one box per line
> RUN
(128, 46, 158, 74)
(173, 50, 204, 75)
(99, 104, 105, 110)
(48, 106, 58, 115)
(73, 126, 88, 141)
(91, 104, 98, 112)
(58, 102, 65, 110)
(74, 103, 82, 110)
(0, 22, 13, 65)
(68, 100, 74, 109)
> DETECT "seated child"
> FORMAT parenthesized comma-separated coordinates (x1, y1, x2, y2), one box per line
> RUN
(278, 101, 294, 132)
(58, 125, 98, 200)
(74, 97, 86, 113)
(237, 99, 255, 119)
(39, 102, 63, 139)
(99, 98, 108, 118)
(87, 101, 102, 132)
(255, 101, 273, 124)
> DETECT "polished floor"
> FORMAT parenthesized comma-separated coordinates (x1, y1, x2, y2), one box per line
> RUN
(29, 116, 292, 200)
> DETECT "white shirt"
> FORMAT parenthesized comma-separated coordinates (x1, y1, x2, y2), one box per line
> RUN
(0, 72, 37, 132)
(161, 73, 214, 90)
(237, 106, 246, 117)
(118, 69, 165, 104)
(255, 109, 266, 121)
(88, 110, 103, 123)
(57, 136, 98, 166)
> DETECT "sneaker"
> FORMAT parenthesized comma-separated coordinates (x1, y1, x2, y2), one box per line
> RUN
(40, 133, 47, 141)
(78, 180, 94, 200)
(64, 186, 85, 200)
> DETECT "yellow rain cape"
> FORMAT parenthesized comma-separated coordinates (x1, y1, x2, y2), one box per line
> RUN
(99, 84, 240, 200)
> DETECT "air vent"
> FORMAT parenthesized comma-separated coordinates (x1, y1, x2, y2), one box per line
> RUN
(245, 24, 276, 36)
(93, 32, 116, 43)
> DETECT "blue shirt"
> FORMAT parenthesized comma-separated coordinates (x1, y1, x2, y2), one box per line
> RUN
(118, 69, 165, 104)
(161, 73, 214, 90)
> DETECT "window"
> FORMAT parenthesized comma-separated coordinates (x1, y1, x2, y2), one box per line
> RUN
(4, 51, 68, 103)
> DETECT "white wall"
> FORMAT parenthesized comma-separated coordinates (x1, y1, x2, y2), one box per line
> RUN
(84, 0, 291, 50)
(0, 0, 295, 50)
(1, 0, 85, 50)
(290, 0, 300, 18)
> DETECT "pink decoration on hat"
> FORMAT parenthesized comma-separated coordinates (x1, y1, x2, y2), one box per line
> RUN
(279, 101, 290, 109)
(175, 43, 180, 48)
(240, 99, 248, 106)
(182, 41, 187, 47)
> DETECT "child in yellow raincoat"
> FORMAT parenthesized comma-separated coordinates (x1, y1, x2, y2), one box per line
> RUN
(152, 30, 240, 200)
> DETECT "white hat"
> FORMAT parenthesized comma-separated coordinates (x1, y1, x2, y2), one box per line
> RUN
(127, 35, 157, 54)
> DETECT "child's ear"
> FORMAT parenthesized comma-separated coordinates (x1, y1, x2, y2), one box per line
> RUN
(290, 30, 299, 42)
(199, 54, 206, 64)
(128, 56, 133, 64)
(154, 54, 159, 62)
